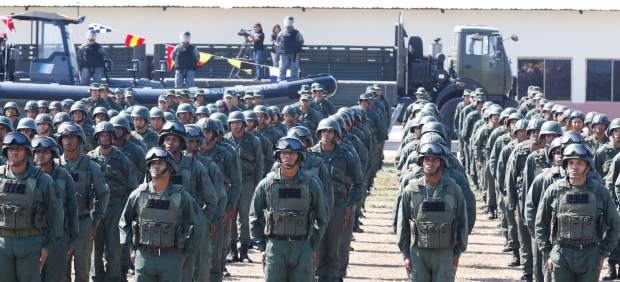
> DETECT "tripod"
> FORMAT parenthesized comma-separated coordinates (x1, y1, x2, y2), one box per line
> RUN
(228, 38, 253, 79)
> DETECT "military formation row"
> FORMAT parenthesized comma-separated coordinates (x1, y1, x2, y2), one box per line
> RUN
(393, 85, 620, 282)
(0, 80, 390, 282)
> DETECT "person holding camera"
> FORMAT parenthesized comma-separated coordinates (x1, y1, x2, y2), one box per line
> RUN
(247, 23, 266, 80)
(276, 17, 304, 81)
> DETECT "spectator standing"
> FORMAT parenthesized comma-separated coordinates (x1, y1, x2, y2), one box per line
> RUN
(248, 23, 266, 80)
(270, 25, 281, 68)
(276, 17, 304, 81)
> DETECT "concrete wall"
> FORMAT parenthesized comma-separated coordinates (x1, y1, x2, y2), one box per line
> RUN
(2, 7, 619, 106)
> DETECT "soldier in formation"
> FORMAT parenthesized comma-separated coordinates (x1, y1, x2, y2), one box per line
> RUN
(397, 83, 620, 282)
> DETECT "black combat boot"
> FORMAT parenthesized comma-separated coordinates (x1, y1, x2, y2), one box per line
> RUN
(225, 242, 239, 263)
(239, 243, 253, 263)
(602, 260, 618, 280)
(508, 249, 520, 267)
(487, 209, 498, 220)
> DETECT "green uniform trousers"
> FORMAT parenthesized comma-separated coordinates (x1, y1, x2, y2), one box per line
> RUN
(317, 202, 345, 282)
(237, 179, 256, 245)
(408, 247, 455, 282)
(0, 234, 43, 282)
(181, 247, 198, 282)
(338, 205, 356, 278)
(210, 217, 231, 282)
(92, 199, 125, 282)
(517, 206, 533, 276)
(196, 230, 211, 282)
(505, 197, 519, 249)
(43, 233, 68, 282)
(265, 239, 314, 282)
(549, 244, 602, 282)
(68, 216, 93, 282)
(135, 247, 182, 282)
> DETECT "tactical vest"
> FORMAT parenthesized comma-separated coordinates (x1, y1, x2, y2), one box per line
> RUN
(410, 183, 456, 249)
(205, 148, 230, 185)
(90, 150, 128, 196)
(303, 155, 322, 178)
(555, 187, 599, 243)
(601, 147, 620, 176)
(531, 151, 550, 186)
(64, 156, 94, 215)
(81, 43, 105, 68)
(174, 44, 197, 70)
(264, 172, 312, 238)
(278, 29, 302, 54)
(319, 149, 352, 200)
(0, 166, 40, 230)
(51, 167, 68, 229)
(234, 134, 259, 179)
(173, 156, 203, 206)
(136, 187, 183, 248)
(514, 145, 532, 192)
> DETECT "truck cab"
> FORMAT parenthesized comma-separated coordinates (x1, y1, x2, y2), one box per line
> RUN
(395, 16, 517, 136)
(452, 25, 512, 97)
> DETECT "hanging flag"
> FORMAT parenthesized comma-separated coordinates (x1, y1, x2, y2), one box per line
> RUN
(197, 52, 213, 67)
(88, 23, 113, 34)
(166, 44, 175, 71)
(226, 58, 253, 76)
(1, 16, 15, 32)
(124, 34, 145, 47)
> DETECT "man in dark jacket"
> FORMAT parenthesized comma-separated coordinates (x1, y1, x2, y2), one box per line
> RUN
(77, 31, 106, 85)
(172, 31, 200, 88)
(276, 16, 304, 81)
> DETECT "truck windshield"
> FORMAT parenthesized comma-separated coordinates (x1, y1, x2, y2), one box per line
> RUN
(465, 33, 499, 57)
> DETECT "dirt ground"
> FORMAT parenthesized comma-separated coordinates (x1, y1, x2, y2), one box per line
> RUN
(121, 125, 525, 281)
(222, 162, 523, 281)
(222, 124, 524, 281)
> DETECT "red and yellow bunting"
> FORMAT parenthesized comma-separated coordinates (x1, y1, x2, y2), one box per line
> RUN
(124, 34, 145, 47)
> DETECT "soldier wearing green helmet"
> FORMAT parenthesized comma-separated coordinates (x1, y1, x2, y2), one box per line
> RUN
(593, 118, 620, 179)
(250, 136, 327, 282)
(311, 118, 363, 282)
(472, 105, 502, 219)
(396, 142, 468, 282)
(119, 147, 205, 282)
(535, 143, 620, 282)
(224, 111, 264, 263)
(311, 82, 335, 117)
(131, 105, 159, 149)
(505, 118, 546, 281)
(88, 121, 138, 282)
(585, 113, 610, 152)
(0, 132, 63, 282)
(57, 121, 110, 282)
(198, 117, 241, 280)
(33, 136, 79, 282)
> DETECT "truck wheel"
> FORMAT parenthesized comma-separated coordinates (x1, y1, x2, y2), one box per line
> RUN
(408, 36, 424, 60)
(439, 96, 462, 140)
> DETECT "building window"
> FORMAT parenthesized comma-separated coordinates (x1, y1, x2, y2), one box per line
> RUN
(586, 59, 620, 102)
(517, 58, 571, 100)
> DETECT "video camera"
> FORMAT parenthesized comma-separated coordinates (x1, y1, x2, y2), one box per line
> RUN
(237, 29, 251, 37)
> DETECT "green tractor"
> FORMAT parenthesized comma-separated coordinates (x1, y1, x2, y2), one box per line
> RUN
(395, 13, 518, 138)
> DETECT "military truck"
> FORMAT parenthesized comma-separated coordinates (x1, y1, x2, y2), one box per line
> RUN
(394, 13, 518, 137)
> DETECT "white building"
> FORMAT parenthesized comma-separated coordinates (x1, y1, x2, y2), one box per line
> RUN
(2, 1, 620, 109)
